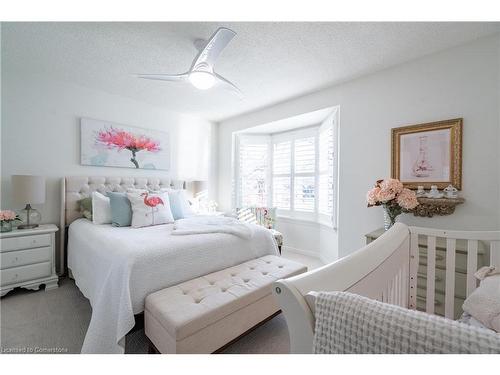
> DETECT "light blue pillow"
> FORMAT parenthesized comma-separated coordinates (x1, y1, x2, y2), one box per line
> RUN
(107, 192, 132, 227)
(168, 190, 194, 220)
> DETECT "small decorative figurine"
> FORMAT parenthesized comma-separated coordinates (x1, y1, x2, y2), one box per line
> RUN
(443, 185, 458, 199)
(426, 185, 444, 198)
(416, 186, 426, 197)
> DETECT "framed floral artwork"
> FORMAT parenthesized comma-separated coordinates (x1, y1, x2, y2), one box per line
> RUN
(391, 118, 462, 190)
(80, 118, 170, 170)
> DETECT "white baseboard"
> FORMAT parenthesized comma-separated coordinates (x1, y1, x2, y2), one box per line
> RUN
(282, 245, 320, 259)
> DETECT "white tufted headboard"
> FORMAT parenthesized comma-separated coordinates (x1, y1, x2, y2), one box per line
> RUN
(59, 176, 185, 274)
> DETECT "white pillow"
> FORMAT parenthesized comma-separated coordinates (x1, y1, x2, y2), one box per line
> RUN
(160, 189, 195, 219)
(127, 192, 174, 228)
(462, 274, 500, 332)
(91, 191, 112, 225)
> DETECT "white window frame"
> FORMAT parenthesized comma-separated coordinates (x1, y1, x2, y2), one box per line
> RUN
(317, 110, 339, 229)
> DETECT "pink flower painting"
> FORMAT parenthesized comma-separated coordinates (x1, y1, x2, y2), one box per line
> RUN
(96, 127, 161, 169)
(81, 118, 169, 170)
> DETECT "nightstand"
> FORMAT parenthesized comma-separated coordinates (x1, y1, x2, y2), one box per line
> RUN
(0, 224, 59, 297)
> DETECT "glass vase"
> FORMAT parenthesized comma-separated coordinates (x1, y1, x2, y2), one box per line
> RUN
(383, 205, 400, 231)
(0, 221, 13, 233)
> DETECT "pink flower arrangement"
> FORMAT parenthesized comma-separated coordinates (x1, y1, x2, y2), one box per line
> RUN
(366, 178, 419, 230)
(366, 178, 418, 210)
(0, 210, 20, 222)
(397, 188, 419, 210)
(96, 127, 161, 168)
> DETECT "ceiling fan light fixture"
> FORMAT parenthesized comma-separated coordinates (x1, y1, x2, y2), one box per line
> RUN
(188, 71, 216, 90)
(137, 28, 241, 97)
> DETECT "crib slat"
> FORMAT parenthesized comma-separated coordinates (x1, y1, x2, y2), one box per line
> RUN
(401, 266, 409, 308)
(466, 240, 478, 296)
(393, 272, 398, 305)
(399, 267, 404, 306)
(400, 267, 405, 306)
(490, 241, 500, 267)
(395, 269, 400, 306)
(444, 238, 456, 319)
(426, 236, 436, 314)
(409, 233, 419, 310)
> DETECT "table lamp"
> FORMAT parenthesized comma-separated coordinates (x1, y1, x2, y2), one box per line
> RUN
(188, 180, 208, 212)
(191, 180, 208, 198)
(12, 175, 46, 229)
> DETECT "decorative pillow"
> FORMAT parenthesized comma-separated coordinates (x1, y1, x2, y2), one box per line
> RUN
(462, 274, 500, 332)
(167, 189, 195, 220)
(107, 192, 132, 227)
(77, 197, 93, 220)
(92, 191, 112, 225)
(127, 192, 174, 228)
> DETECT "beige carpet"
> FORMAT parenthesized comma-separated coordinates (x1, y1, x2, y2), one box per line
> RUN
(0, 278, 290, 354)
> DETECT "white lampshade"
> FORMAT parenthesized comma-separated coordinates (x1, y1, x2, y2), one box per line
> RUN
(11, 175, 46, 205)
(191, 180, 208, 195)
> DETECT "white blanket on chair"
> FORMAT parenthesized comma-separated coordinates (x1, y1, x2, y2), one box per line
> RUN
(313, 292, 500, 354)
(172, 216, 253, 239)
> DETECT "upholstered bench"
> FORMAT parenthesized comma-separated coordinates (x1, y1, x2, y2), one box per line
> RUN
(145, 255, 307, 354)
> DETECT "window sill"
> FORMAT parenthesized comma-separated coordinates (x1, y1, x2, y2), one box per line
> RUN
(276, 215, 336, 230)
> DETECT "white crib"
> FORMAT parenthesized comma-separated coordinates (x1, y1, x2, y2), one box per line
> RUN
(272, 223, 500, 353)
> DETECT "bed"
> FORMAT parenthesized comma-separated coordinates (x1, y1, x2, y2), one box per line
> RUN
(60, 176, 279, 353)
(273, 223, 500, 353)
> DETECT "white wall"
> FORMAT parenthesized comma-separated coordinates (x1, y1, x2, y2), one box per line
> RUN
(218, 34, 500, 260)
(1, 71, 216, 227)
(498, 36, 500, 228)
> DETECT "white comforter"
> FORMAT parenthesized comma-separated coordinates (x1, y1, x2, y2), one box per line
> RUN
(172, 215, 253, 239)
(68, 218, 278, 354)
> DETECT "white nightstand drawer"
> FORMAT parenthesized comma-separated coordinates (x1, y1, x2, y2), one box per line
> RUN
(0, 233, 51, 252)
(1, 247, 52, 270)
(0, 262, 52, 286)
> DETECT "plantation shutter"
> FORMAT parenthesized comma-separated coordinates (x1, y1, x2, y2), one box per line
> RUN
(294, 136, 316, 212)
(272, 141, 291, 210)
(318, 114, 336, 223)
(237, 135, 270, 207)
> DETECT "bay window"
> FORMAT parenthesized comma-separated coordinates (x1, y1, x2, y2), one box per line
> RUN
(234, 111, 338, 227)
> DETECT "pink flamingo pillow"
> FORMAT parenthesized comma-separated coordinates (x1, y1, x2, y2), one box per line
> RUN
(127, 192, 174, 228)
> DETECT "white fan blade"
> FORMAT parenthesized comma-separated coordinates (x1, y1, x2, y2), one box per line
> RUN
(215, 73, 243, 99)
(191, 28, 236, 71)
(136, 73, 188, 82)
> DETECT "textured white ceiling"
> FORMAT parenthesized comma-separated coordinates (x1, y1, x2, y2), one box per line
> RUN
(2, 22, 500, 122)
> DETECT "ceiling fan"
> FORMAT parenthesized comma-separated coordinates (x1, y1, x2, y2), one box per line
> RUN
(136, 27, 242, 97)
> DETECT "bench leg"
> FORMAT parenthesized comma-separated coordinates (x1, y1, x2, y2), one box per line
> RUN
(147, 338, 160, 354)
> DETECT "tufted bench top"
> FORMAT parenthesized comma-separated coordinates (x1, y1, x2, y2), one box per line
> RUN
(145, 255, 307, 342)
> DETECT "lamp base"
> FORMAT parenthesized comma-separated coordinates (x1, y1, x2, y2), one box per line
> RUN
(18, 204, 42, 229)
(18, 224, 39, 230)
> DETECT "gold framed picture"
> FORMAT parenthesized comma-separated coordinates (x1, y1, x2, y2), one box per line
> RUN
(391, 118, 462, 190)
